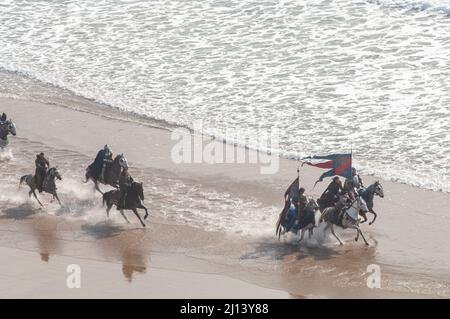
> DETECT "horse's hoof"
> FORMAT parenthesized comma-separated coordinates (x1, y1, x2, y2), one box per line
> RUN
(339, 243, 343, 246)
(369, 222, 373, 226)
(144, 215, 148, 220)
(355, 238, 358, 242)
(365, 243, 369, 246)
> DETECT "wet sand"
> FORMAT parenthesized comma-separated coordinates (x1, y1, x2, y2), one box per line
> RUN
(1, 97, 450, 298)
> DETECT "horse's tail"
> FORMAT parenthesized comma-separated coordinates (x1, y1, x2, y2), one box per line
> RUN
(18, 175, 28, 189)
(275, 202, 289, 240)
(275, 213, 282, 239)
(83, 167, 90, 183)
(102, 192, 108, 207)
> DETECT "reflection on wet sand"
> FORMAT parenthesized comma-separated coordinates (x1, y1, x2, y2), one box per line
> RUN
(240, 234, 379, 298)
(80, 222, 150, 282)
(122, 252, 147, 282)
(31, 216, 61, 263)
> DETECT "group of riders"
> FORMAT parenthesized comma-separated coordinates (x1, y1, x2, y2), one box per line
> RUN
(88, 144, 134, 210)
(3, 110, 148, 226)
(15, 141, 133, 211)
(4, 110, 379, 236)
(283, 167, 365, 232)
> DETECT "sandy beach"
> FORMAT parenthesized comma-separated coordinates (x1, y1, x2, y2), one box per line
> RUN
(1, 97, 450, 298)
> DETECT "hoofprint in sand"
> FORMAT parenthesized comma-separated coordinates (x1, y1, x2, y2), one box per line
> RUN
(1, 97, 450, 298)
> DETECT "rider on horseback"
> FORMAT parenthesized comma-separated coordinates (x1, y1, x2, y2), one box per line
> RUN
(89, 145, 113, 182)
(35, 152, 50, 193)
(294, 187, 308, 225)
(351, 167, 364, 190)
(319, 176, 343, 207)
(0, 113, 6, 123)
(344, 168, 364, 200)
(118, 167, 133, 210)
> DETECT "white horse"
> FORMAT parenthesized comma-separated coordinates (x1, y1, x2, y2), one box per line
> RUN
(320, 196, 370, 246)
(0, 119, 17, 149)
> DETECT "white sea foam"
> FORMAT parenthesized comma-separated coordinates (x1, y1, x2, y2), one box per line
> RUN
(0, 148, 14, 162)
(0, 0, 449, 192)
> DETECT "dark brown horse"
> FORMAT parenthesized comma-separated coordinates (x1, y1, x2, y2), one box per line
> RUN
(102, 181, 149, 227)
(85, 153, 128, 194)
(19, 167, 63, 207)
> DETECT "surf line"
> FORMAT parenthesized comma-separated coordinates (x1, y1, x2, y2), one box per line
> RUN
(179, 303, 214, 317)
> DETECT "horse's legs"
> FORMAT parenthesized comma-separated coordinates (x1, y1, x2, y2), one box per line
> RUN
(368, 210, 377, 225)
(330, 224, 343, 246)
(120, 209, 131, 224)
(131, 208, 146, 228)
(359, 211, 368, 224)
(298, 229, 305, 243)
(355, 229, 360, 242)
(308, 228, 313, 240)
(31, 190, 44, 207)
(323, 223, 330, 233)
(94, 180, 104, 195)
(53, 193, 62, 207)
(137, 203, 149, 220)
(358, 228, 369, 246)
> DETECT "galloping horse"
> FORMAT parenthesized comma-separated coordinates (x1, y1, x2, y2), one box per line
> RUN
(320, 196, 370, 246)
(358, 181, 384, 225)
(0, 119, 17, 149)
(276, 198, 322, 242)
(85, 153, 128, 194)
(19, 167, 63, 207)
(102, 181, 149, 227)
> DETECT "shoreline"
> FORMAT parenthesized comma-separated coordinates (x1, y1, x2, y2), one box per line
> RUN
(2, 85, 448, 195)
(1, 96, 450, 298)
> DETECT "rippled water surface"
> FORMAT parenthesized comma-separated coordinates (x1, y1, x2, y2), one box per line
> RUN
(0, 0, 449, 191)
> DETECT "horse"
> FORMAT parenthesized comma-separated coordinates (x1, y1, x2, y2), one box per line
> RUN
(19, 167, 63, 207)
(320, 196, 370, 246)
(0, 119, 17, 149)
(276, 198, 322, 242)
(85, 153, 128, 194)
(102, 181, 149, 227)
(358, 181, 384, 225)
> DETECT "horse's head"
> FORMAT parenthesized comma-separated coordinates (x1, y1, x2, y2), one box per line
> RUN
(0, 120, 16, 138)
(374, 181, 384, 198)
(116, 153, 129, 169)
(6, 120, 16, 136)
(48, 167, 63, 180)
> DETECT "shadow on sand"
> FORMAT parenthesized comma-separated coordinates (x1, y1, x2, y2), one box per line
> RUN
(240, 239, 341, 262)
(81, 222, 125, 239)
(0, 203, 36, 220)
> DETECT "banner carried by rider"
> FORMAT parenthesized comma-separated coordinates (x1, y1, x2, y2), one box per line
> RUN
(302, 153, 352, 187)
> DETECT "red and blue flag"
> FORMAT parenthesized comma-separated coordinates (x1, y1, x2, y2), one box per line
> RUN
(302, 153, 352, 184)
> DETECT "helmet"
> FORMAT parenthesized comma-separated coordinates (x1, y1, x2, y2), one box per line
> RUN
(104, 144, 112, 155)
